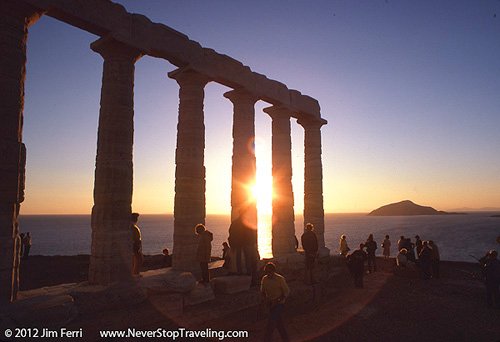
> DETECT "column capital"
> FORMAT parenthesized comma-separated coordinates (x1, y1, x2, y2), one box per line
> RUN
(168, 66, 211, 87)
(223, 88, 259, 105)
(297, 116, 327, 129)
(2, 2, 44, 26)
(263, 105, 293, 120)
(91, 36, 143, 62)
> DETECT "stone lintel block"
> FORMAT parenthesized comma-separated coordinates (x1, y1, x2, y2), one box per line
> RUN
(23, 0, 324, 121)
(210, 275, 251, 294)
(292, 94, 321, 117)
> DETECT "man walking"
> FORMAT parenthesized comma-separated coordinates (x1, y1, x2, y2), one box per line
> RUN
(261, 262, 290, 342)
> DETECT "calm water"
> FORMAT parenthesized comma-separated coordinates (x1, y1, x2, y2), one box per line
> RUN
(18, 213, 500, 262)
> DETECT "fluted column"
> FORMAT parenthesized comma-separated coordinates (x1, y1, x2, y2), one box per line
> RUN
(168, 67, 210, 272)
(298, 117, 329, 256)
(89, 36, 143, 284)
(0, 1, 42, 304)
(224, 89, 258, 227)
(263, 106, 296, 256)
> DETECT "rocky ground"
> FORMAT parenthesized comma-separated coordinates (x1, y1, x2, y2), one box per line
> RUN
(10, 255, 500, 341)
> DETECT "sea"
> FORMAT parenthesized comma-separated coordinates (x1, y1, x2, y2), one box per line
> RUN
(18, 213, 500, 263)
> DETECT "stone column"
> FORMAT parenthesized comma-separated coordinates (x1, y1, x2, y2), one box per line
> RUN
(88, 37, 143, 285)
(168, 67, 210, 272)
(0, 1, 42, 304)
(263, 106, 296, 256)
(224, 89, 258, 227)
(298, 117, 329, 256)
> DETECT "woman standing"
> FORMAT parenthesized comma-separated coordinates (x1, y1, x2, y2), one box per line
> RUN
(339, 234, 350, 256)
(382, 235, 391, 258)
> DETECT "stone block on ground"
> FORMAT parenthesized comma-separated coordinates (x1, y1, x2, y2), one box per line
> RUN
(210, 276, 251, 294)
(184, 283, 215, 306)
(6, 294, 77, 327)
(148, 293, 184, 319)
(162, 269, 197, 293)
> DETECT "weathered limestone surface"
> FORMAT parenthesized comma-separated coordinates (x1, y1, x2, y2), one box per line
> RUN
(298, 117, 330, 256)
(88, 36, 143, 285)
(210, 275, 251, 294)
(224, 89, 258, 224)
(168, 68, 210, 273)
(20, 0, 321, 117)
(185, 283, 215, 306)
(264, 106, 297, 256)
(0, 1, 42, 304)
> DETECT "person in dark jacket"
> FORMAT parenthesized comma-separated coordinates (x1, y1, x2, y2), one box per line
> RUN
(228, 207, 257, 277)
(196, 223, 213, 284)
(483, 250, 500, 308)
(364, 234, 377, 273)
(428, 240, 440, 278)
(418, 241, 432, 279)
(415, 235, 423, 258)
(347, 244, 367, 288)
(301, 223, 319, 284)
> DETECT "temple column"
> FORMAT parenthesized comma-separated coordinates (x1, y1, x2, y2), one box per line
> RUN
(224, 89, 258, 228)
(0, 1, 42, 304)
(263, 106, 296, 256)
(168, 67, 210, 272)
(88, 36, 143, 284)
(298, 117, 329, 257)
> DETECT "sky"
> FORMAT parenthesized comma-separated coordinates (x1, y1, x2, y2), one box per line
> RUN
(20, 0, 500, 215)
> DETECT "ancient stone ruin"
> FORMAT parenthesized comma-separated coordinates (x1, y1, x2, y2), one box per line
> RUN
(0, 0, 329, 304)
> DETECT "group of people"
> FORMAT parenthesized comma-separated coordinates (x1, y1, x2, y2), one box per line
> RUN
(395, 235, 441, 280)
(18, 232, 32, 259)
(343, 234, 379, 288)
(340, 233, 442, 287)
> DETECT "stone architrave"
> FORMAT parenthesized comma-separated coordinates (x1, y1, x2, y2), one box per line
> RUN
(0, 1, 42, 304)
(298, 117, 329, 257)
(263, 106, 296, 256)
(88, 36, 143, 285)
(223, 89, 258, 226)
(168, 67, 210, 273)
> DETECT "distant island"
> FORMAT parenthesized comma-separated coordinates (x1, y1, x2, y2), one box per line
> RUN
(368, 200, 464, 216)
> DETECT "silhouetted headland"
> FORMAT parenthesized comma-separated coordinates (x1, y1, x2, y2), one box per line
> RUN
(368, 200, 465, 216)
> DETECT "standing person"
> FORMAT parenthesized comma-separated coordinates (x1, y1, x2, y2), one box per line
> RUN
(222, 242, 231, 269)
(428, 240, 440, 279)
(260, 262, 290, 342)
(131, 213, 143, 276)
(382, 235, 391, 258)
(162, 248, 172, 268)
(339, 234, 350, 256)
(365, 234, 377, 273)
(228, 207, 256, 276)
(418, 241, 432, 279)
(23, 232, 32, 259)
(347, 244, 367, 288)
(301, 223, 318, 284)
(405, 237, 416, 262)
(482, 250, 500, 308)
(397, 235, 406, 253)
(415, 235, 423, 258)
(19, 233, 25, 258)
(196, 223, 213, 284)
